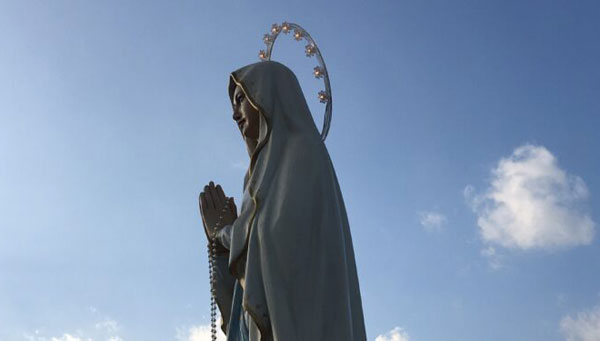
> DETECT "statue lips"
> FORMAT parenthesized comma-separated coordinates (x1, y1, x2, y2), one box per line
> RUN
(237, 119, 245, 130)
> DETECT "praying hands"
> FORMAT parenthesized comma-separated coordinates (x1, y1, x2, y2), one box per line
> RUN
(199, 181, 237, 241)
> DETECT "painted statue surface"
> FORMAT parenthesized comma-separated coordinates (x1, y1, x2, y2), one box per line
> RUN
(199, 61, 366, 341)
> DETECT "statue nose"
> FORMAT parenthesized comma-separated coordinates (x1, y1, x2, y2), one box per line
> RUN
(233, 109, 242, 122)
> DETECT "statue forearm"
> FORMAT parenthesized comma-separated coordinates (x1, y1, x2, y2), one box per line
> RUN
(212, 223, 236, 333)
(216, 224, 233, 251)
(208, 224, 233, 256)
(213, 251, 236, 334)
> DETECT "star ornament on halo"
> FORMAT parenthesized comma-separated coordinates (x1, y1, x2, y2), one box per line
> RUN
(313, 66, 325, 79)
(263, 33, 273, 45)
(258, 50, 268, 60)
(271, 23, 281, 34)
(293, 29, 304, 41)
(305, 44, 317, 57)
(257, 22, 333, 141)
(318, 91, 329, 103)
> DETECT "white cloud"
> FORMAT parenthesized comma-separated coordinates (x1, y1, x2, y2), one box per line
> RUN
(176, 324, 226, 341)
(480, 246, 503, 270)
(418, 211, 447, 233)
(375, 327, 410, 341)
(51, 335, 90, 341)
(24, 333, 92, 341)
(232, 160, 247, 170)
(23, 315, 121, 341)
(466, 144, 595, 250)
(95, 318, 119, 334)
(561, 304, 600, 341)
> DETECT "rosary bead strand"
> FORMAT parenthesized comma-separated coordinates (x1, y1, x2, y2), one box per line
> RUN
(208, 198, 231, 341)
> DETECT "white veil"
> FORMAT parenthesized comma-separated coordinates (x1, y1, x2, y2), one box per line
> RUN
(226, 61, 366, 340)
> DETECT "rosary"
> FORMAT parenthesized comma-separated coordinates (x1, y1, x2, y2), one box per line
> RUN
(207, 197, 231, 341)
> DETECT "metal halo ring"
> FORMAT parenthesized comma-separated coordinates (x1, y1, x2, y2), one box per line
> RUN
(259, 22, 332, 142)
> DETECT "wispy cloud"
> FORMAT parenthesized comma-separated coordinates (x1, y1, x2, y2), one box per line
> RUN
(231, 160, 247, 170)
(176, 324, 226, 341)
(480, 245, 503, 270)
(23, 314, 122, 341)
(465, 144, 595, 251)
(23, 331, 118, 341)
(23, 332, 84, 341)
(375, 326, 410, 341)
(95, 318, 119, 334)
(561, 304, 600, 341)
(418, 211, 447, 233)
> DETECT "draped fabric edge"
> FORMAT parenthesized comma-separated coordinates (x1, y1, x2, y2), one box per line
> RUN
(227, 73, 272, 338)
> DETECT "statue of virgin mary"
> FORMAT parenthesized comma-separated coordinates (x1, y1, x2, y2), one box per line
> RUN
(199, 60, 367, 341)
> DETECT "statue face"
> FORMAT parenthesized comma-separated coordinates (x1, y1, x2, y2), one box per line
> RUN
(232, 85, 260, 140)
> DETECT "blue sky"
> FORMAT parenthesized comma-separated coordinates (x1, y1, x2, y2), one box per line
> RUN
(1, 1, 599, 340)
